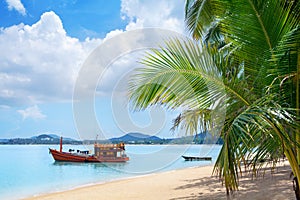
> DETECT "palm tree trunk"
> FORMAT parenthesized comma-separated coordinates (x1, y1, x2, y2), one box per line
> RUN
(296, 50, 300, 163)
(295, 49, 300, 200)
(285, 148, 300, 199)
(293, 177, 300, 200)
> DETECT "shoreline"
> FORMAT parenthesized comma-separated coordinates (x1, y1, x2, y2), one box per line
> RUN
(23, 164, 213, 200)
(24, 163, 294, 200)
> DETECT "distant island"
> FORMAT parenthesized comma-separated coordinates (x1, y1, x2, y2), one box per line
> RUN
(0, 132, 223, 145)
(0, 134, 82, 145)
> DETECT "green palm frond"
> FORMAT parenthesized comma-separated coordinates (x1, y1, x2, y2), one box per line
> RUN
(129, 0, 300, 196)
(171, 108, 212, 135)
(185, 0, 300, 94)
(223, 0, 300, 92)
(185, 0, 217, 40)
(268, 26, 300, 106)
(129, 38, 252, 112)
(214, 93, 299, 192)
(129, 38, 259, 192)
(129, 38, 219, 110)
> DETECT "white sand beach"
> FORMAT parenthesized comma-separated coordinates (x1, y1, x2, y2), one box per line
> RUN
(25, 163, 295, 200)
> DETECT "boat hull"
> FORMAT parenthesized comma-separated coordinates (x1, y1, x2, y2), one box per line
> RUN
(182, 155, 212, 161)
(49, 149, 129, 163)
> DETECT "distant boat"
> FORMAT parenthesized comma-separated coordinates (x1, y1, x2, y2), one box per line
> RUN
(182, 155, 212, 161)
(49, 137, 129, 163)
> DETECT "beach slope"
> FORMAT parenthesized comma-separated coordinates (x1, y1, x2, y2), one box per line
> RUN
(26, 164, 294, 200)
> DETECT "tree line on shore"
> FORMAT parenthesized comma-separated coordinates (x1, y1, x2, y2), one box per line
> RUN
(0, 132, 223, 145)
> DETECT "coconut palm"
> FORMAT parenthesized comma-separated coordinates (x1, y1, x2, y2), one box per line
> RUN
(184, 0, 300, 195)
(129, 0, 300, 197)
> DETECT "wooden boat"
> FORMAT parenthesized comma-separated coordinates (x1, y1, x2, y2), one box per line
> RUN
(49, 137, 129, 163)
(182, 155, 212, 161)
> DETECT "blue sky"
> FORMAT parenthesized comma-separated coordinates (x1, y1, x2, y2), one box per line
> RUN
(0, 0, 127, 40)
(0, 0, 186, 140)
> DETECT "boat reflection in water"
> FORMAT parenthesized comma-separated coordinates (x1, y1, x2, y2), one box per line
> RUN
(49, 137, 129, 163)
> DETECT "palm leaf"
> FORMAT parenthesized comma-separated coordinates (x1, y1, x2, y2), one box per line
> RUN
(185, 0, 300, 94)
(129, 0, 300, 196)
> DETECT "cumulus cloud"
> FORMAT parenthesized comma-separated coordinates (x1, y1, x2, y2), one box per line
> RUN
(95, 0, 186, 95)
(0, 11, 101, 106)
(18, 105, 46, 120)
(121, 0, 185, 32)
(5, 0, 26, 15)
(0, 1, 186, 107)
(102, 0, 185, 41)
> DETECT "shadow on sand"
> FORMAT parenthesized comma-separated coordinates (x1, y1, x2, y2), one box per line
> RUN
(170, 165, 294, 200)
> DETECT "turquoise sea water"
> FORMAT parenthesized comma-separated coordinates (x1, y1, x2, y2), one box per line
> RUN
(0, 144, 221, 200)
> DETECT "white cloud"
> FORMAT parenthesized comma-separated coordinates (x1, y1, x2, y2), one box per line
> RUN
(0, 1, 186, 107)
(0, 11, 101, 106)
(103, 29, 124, 41)
(121, 0, 185, 32)
(18, 105, 46, 120)
(5, 0, 26, 15)
(94, 0, 186, 95)
(103, 0, 185, 41)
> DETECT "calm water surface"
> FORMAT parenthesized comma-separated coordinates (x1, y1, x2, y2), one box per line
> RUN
(0, 144, 221, 199)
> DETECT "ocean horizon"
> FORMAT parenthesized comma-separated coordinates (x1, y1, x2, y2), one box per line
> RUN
(1, 144, 221, 200)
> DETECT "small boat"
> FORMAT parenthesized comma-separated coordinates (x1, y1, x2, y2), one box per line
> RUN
(182, 155, 212, 161)
(49, 137, 129, 163)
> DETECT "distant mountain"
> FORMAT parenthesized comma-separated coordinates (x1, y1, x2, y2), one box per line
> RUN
(109, 132, 223, 144)
(0, 132, 222, 145)
(47, 134, 61, 139)
(110, 132, 163, 144)
(32, 134, 75, 141)
(192, 132, 223, 144)
(37, 134, 55, 140)
(1, 134, 80, 145)
(161, 131, 223, 145)
(31, 134, 59, 139)
(0, 139, 9, 143)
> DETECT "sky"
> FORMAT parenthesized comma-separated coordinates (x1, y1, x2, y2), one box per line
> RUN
(0, 0, 187, 140)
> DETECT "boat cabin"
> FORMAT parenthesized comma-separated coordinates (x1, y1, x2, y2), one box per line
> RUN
(94, 143, 127, 159)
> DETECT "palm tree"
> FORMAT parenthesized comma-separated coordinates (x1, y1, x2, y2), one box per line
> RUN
(129, 0, 300, 197)
(184, 0, 300, 195)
